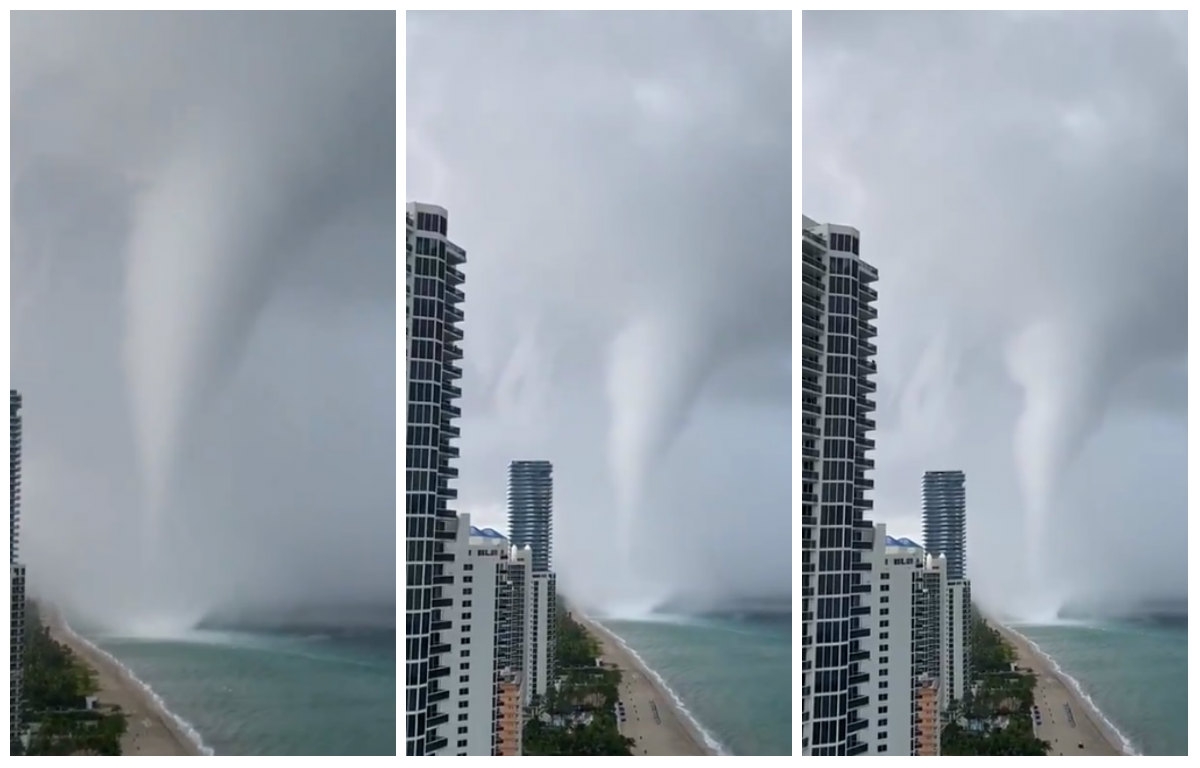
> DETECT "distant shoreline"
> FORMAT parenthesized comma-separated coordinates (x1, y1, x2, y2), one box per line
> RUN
(572, 610, 719, 756)
(43, 606, 207, 756)
(989, 619, 1130, 756)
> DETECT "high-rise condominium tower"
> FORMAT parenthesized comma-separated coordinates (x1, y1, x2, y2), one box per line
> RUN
(922, 470, 967, 581)
(405, 203, 467, 756)
(10, 390, 26, 739)
(800, 217, 879, 756)
(507, 461, 553, 573)
(922, 470, 971, 703)
(506, 460, 556, 701)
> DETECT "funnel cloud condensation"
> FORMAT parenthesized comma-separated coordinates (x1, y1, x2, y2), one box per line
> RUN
(408, 12, 792, 614)
(11, 12, 397, 632)
(804, 11, 1186, 620)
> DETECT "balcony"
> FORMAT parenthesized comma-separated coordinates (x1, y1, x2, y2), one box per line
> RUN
(430, 666, 450, 679)
(429, 688, 449, 703)
(428, 712, 449, 728)
(431, 642, 450, 655)
(848, 717, 868, 734)
(860, 285, 878, 302)
(446, 304, 464, 324)
(849, 694, 869, 709)
(848, 741, 869, 755)
(850, 627, 869, 639)
(850, 649, 870, 662)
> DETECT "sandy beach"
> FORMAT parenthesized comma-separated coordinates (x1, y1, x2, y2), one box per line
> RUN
(43, 608, 202, 756)
(574, 613, 714, 756)
(990, 621, 1126, 756)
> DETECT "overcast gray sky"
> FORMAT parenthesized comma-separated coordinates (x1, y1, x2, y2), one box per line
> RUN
(407, 11, 792, 614)
(804, 11, 1186, 619)
(11, 11, 396, 632)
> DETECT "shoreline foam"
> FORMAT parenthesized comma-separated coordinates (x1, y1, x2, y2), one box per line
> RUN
(1001, 622, 1138, 756)
(587, 617, 729, 756)
(52, 610, 213, 756)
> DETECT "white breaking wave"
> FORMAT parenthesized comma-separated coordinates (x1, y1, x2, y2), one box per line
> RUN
(59, 616, 215, 756)
(588, 618, 729, 756)
(1002, 624, 1140, 756)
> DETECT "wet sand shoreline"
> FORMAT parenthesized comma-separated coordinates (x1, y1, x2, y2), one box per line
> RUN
(574, 612, 716, 756)
(990, 620, 1126, 756)
(43, 607, 203, 756)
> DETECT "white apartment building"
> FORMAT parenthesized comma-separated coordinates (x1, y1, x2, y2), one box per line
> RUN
(433, 516, 524, 756)
(946, 579, 972, 703)
(530, 572, 556, 702)
(862, 525, 950, 755)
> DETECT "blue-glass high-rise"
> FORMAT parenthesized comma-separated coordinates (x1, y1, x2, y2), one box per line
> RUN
(922, 471, 967, 581)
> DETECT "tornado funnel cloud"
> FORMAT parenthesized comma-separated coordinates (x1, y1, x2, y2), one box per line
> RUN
(605, 312, 714, 583)
(1006, 318, 1109, 617)
(122, 133, 300, 621)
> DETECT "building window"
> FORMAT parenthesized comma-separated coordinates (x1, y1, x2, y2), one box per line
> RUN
(457, 739, 468, 747)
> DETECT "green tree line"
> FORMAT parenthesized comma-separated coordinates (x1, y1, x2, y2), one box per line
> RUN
(12, 602, 127, 756)
(941, 605, 1050, 756)
(522, 596, 635, 756)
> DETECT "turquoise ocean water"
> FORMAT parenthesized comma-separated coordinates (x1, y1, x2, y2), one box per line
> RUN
(75, 625, 395, 756)
(1009, 618, 1187, 756)
(598, 614, 791, 756)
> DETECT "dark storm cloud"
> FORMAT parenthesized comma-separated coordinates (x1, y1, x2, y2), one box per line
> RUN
(407, 11, 792, 611)
(804, 11, 1186, 617)
(11, 11, 396, 631)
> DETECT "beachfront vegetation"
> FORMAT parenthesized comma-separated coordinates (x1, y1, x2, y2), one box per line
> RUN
(17, 602, 127, 756)
(523, 597, 635, 756)
(941, 605, 1050, 756)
